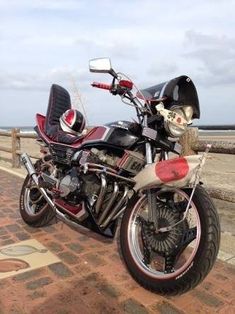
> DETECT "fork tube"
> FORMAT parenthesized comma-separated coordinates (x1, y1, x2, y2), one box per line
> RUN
(143, 115, 156, 222)
(144, 115, 153, 164)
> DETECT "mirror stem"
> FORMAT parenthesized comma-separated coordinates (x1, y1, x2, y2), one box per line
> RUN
(109, 69, 118, 79)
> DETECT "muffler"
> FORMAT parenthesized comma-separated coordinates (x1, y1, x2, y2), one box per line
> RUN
(21, 153, 57, 213)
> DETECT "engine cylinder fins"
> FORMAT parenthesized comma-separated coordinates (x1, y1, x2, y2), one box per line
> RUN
(100, 186, 129, 228)
(95, 174, 107, 215)
(98, 182, 119, 225)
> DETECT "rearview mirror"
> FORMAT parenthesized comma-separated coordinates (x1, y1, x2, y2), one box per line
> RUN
(89, 58, 112, 73)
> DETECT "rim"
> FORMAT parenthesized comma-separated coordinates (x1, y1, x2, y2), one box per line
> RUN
(127, 189, 201, 280)
(24, 179, 48, 216)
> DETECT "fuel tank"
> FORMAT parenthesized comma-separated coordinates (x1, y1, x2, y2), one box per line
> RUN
(81, 121, 139, 150)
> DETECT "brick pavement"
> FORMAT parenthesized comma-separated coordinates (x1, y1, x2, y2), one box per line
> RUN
(0, 169, 234, 314)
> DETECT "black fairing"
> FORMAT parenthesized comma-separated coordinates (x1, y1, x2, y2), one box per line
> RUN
(140, 75, 200, 119)
(104, 121, 139, 148)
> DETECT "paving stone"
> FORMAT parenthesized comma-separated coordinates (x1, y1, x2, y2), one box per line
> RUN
(152, 301, 184, 314)
(99, 282, 121, 298)
(23, 225, 42, 234)
(12, 268, 44, 282)
(58, 251, 79, 265)
(48, 262, 74, 278)
(78, 235, 89, 242)
(0, 234, 11, 240)
(121, 298, 149, 314)
(2, 208, 13, 214)
(28, 290, 47, 300)
(192, 290, 224, 307)
(224, 264, 235, 276)
(73, 260, 92, 275)
(53, 233, 71, 242)
(43, 225, 57, 233)
(1, 239, 15, 245)
(6, 304, 25, 314)
(46, 241, 64, 252)
(6, 224, 21, 233)
(9, 212, 20, 219)
(66, 242, 84, 253)
(26, 276, 53, 290)
(0, 278, 10, 288)
(15, 232, 31, 240)
(84, 253, 106, 267)
(84, 272, 99, 285)
(0, 228, 7, 236)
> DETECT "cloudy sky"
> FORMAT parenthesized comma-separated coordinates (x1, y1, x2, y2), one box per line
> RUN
(0, 0, 235, 126)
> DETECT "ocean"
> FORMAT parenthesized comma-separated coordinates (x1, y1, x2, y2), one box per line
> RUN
(198, 130, 235, 136)
(0, 126, 234, 136)
(0, 126, 35, 134)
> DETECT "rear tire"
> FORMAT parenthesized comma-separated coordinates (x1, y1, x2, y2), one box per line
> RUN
(120, 185, 220, 295)
(19, 175, 56, 227)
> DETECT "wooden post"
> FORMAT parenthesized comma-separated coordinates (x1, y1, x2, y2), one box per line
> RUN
(179, 127, 199, 156)
(11, 128, 21, 168)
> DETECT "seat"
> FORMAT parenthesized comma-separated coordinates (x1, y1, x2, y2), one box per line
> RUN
(45, 84, 78, 144)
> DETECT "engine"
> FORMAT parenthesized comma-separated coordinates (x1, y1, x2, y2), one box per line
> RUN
(40, 147, 144, 228)
(89, 148, 145, 175)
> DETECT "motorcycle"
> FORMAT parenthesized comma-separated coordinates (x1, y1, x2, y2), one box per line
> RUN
(19, 58, 220, 295)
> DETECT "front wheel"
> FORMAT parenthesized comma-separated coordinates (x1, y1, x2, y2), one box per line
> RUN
(120, 185, 220, 295)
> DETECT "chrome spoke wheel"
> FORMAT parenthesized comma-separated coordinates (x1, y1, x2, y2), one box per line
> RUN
(127, 189, 201, 280)
(24, 179, 47, 216)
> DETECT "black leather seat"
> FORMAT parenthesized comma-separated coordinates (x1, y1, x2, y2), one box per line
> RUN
(45, 84, 79, 144)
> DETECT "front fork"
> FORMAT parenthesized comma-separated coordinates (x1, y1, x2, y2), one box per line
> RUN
(143, 115, 162, 223)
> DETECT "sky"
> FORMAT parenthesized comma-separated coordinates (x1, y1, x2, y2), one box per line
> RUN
(0, 0, 235, 126)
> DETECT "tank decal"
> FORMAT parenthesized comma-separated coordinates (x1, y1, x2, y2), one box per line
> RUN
(83, 126, 110, 143)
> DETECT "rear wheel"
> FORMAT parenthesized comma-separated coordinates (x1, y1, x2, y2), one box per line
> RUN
(120, 185, 220, 295)
(19, 160, 56, 227)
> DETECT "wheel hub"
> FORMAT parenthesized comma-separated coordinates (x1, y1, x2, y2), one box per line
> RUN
(141, 202, 186, 256)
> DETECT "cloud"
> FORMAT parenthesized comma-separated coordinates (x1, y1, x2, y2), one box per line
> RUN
(0, 0, 84, 11)
(0, 67, 90, 92)
(184, 30, 235, 86)
(147, 62, 178, 77)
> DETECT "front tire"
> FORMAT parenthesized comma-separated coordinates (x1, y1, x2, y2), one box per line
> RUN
(120, 185, 220, 295)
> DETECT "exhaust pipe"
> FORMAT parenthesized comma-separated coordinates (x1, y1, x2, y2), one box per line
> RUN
(21, 153, 57, 213)
(21, 153, 89, 229)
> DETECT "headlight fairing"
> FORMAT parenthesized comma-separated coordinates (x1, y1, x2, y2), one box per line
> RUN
(164, 105, 193, 137)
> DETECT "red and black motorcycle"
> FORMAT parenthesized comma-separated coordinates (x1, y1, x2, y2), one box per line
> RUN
(20, 58, 220, 295)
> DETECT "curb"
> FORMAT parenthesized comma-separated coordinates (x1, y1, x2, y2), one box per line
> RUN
(0, 166, 26, 179)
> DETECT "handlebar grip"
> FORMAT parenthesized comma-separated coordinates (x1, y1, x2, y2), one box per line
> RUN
(91, 82, 111, 90)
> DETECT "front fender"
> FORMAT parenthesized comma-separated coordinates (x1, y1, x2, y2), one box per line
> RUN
(133, 155, 203, 191)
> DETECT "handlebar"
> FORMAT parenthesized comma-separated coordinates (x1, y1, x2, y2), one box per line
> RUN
(91, 82, 111, 90)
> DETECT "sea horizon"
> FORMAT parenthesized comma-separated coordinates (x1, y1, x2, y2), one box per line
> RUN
(0, 126, 35, 133)
(0, 126, 235, 136)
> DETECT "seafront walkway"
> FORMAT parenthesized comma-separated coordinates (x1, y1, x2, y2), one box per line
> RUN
(0, 169, 234, 313)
